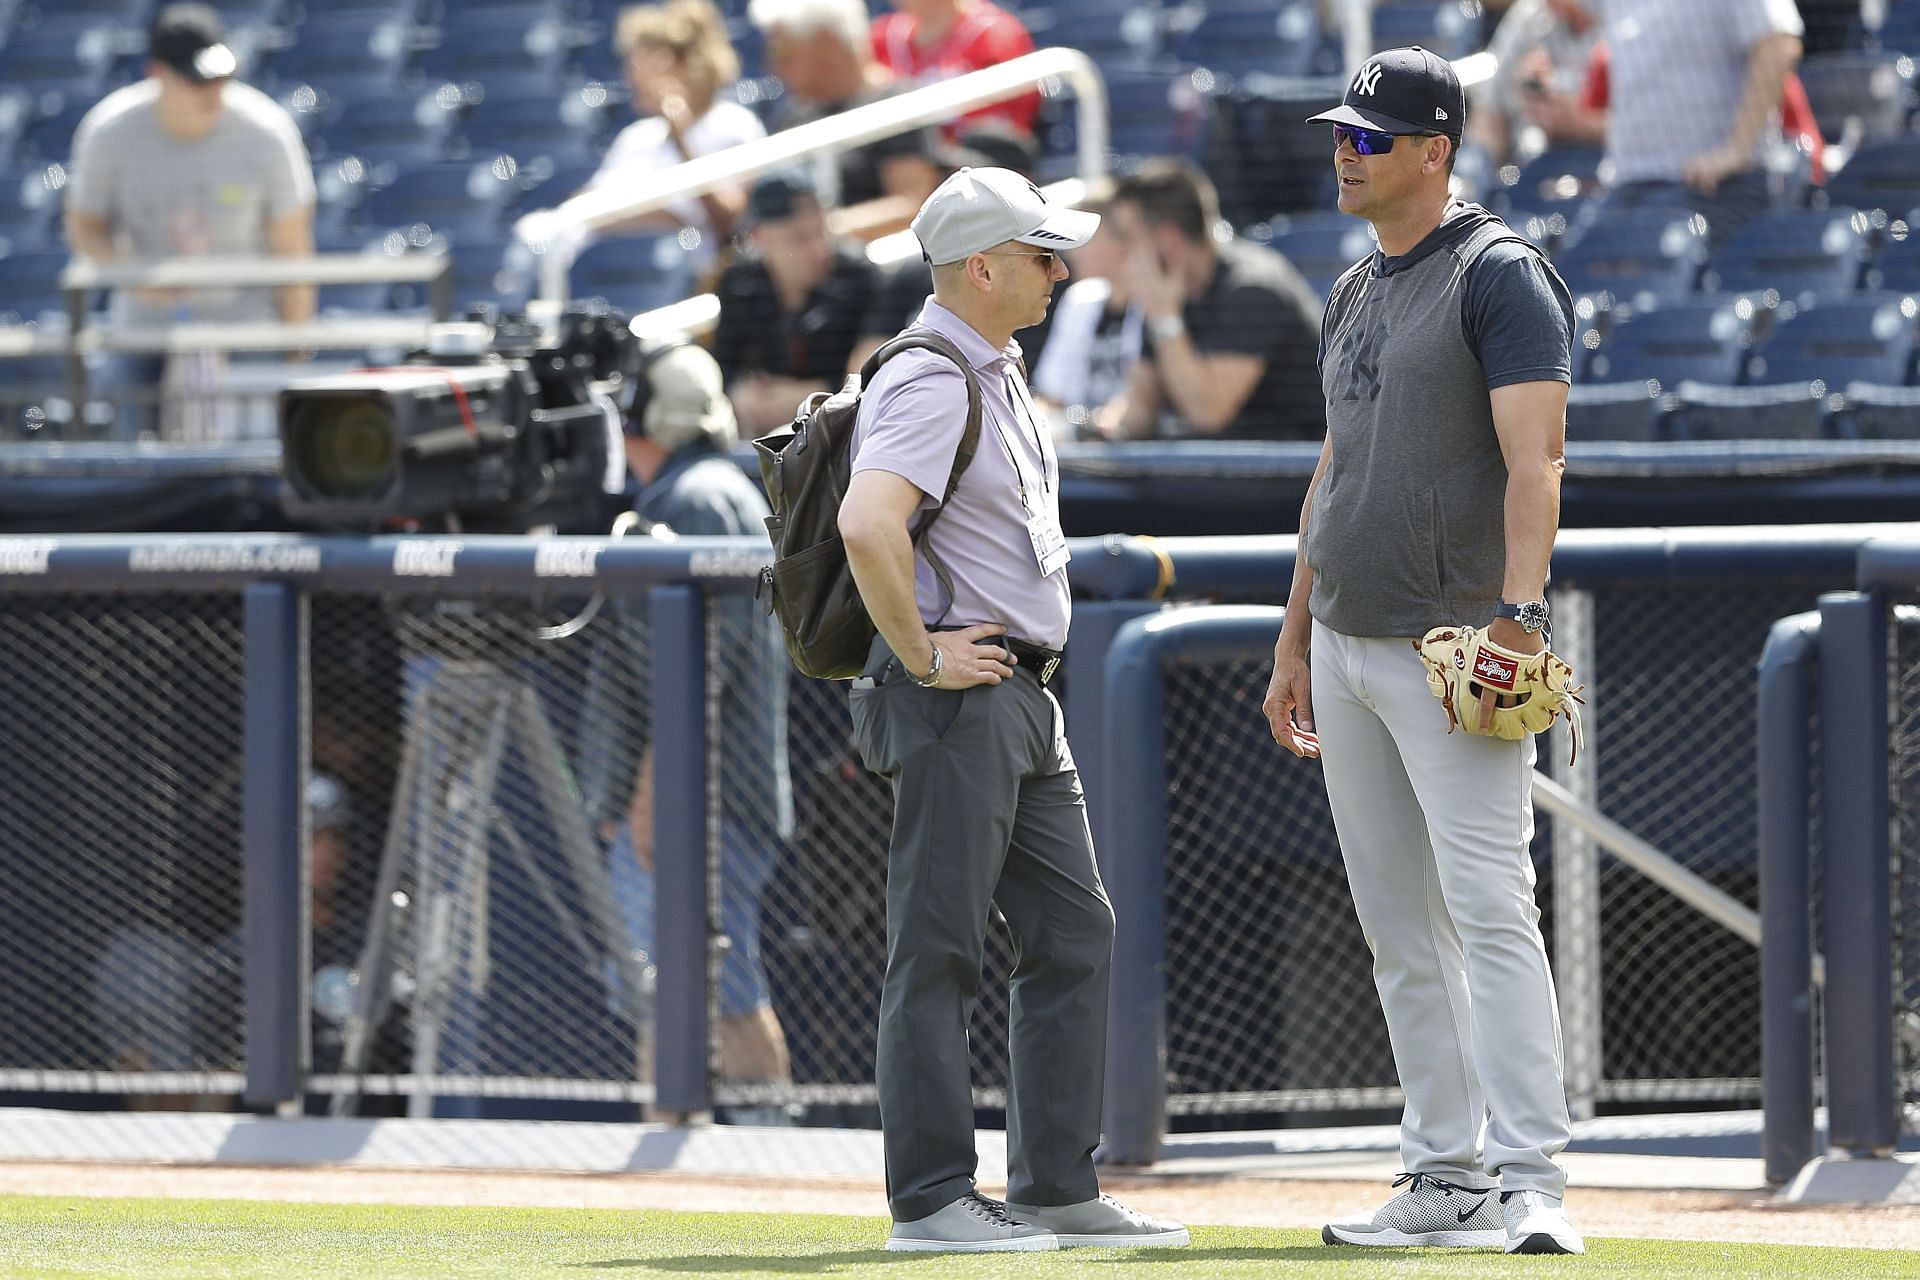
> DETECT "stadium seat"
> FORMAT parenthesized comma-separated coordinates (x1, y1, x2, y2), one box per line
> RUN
(1553, 209, 1709, 308)
(1798, 50, 1916, 145)
(14, 0, 152, 32)
(507, 160, 601, 218)
(360, 159, 519, 243)
(1168, 1, 1323, 77)
(1865, 212, 1920, 293)
(1698, 207, 1871, 303)
(317, 90, 459, 170)
(1103, 68, 1209, 160)
(265, 15, 411, 98)
(416, 12, 573, 87)
(1019, 0, 1164, 69)
(18, 101, 93, 165)
(1368, 0, 1480, 60)
(1671, 296, 1918, 440)
(0, 29, 117, 109)
(568, 233, 700, 316)
(1261, 210, 1375, 299)
(0, 353, 87, 438)
(1573, 301, 1752, 441)
(0, 249, 76, 323)
(439, 0, 570, 18)
(1496, 145, 1605, 209)
(458, 87, 611, 170)
(1825, 137, 1920, 216)
(386, 235, 532, 313)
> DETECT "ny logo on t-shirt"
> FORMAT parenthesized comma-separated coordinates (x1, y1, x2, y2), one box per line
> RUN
(1341, 315, 1385, 403)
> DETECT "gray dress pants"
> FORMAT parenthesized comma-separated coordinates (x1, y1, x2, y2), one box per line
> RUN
(849, 635, 1115, 1223)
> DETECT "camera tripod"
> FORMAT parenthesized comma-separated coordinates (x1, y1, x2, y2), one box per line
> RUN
(329, 653, 649, 1118)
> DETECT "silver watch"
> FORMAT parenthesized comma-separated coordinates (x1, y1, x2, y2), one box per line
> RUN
(1496, 598, 1551, 634)
(908, 644, 944, 687)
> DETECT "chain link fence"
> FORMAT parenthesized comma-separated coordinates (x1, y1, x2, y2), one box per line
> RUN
(0, 591, 246, 1095)
(1892, 610, 1920, 1139)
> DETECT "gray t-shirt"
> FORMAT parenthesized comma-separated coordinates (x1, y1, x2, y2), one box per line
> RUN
(1595, 0, 1804, 185)
(850, 298, 1072, 650)
(68, 79, 314, 326)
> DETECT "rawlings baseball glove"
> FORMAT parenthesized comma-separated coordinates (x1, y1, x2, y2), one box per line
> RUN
(1414, 625, 1585, 758)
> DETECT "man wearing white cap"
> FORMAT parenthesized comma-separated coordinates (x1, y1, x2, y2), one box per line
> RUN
(838, 168, 1188, 1254)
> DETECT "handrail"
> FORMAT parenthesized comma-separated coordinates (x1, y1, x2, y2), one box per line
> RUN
(60, 252, 450, 292)
(521, 47, 1111, 303)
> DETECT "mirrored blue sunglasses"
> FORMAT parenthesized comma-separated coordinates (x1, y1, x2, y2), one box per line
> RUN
(1333, 124, 1401, 156)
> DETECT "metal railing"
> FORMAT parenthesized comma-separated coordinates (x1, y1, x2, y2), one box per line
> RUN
(519, 47, 1112, 304)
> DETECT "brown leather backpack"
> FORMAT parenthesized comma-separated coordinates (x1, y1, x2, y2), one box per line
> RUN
(753, 330, 983, 680)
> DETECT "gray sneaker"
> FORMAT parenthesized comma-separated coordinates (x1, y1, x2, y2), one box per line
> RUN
(1322, 1172, 1504, 1248)
(886, 1192, 1060, 1253)
(1002, 1192, 1191, 1248)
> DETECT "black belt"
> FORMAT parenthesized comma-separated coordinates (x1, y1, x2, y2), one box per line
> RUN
(930, 628, 1065, 686)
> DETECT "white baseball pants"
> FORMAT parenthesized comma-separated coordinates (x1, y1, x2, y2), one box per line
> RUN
(1311, 619, 1571, 1196)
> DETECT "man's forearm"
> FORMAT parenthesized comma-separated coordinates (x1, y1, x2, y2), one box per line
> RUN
(276, 283, 316, 325)
(65, 220, 116, 263)
(1502, 457, 1562, 602)
(844, 524, 933, 673)
(1724, 33, 1801, 156)
(1149, 332, 1233, 434)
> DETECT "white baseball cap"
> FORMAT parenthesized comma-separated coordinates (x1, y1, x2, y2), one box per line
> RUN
(911, 167, 1101, 266)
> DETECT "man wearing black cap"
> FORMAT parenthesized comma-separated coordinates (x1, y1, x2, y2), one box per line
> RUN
(1262, 47, 1584, 1255)
(65, 3, 314, 440)
(710, 168, 879, 436)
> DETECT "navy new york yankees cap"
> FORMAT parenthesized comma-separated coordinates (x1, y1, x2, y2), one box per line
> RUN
(1308, 46, 1465, 139)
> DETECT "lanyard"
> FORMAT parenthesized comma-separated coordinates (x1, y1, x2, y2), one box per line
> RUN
(998, 370, 1052, 499)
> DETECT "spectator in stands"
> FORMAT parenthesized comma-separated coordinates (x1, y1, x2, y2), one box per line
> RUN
(751, 0, 897, 206)
(65, 3, 314, 442)
(1471, 0, 1605, 165)
(1031, 199, 1143, 439)
(1108, 160, 1325, 441)
(585, 0, 766, 272)
(610, 341, 797, 1102)
(1583, 0, 1805, 247)
(713, 169, 880, 436)
(871, 0, 1041, 139)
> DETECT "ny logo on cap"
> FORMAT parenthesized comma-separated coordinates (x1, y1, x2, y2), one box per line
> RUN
(1354, 62, 1383, 95)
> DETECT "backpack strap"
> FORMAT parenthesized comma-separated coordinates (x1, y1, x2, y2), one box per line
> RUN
(860, 327, 990, 627)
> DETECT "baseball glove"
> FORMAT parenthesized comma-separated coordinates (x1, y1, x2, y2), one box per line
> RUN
(1414, 625, 1585, 759)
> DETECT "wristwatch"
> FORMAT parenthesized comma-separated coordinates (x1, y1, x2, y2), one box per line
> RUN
(1147, 313, 1187, 343)
(1496, 598, 1551, 634)
(908, 644, 944, 688)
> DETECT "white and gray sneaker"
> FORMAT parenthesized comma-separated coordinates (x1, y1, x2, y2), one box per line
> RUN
(1501, 1189, 1586, 1255)
(1002, 1192, 1191, 1248)
(1322, 1172, 1504, 1248)
(886, 1192, 1060, 1253)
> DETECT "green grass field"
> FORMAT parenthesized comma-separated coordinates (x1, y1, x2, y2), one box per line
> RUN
(0, 1197, 1915, 1279)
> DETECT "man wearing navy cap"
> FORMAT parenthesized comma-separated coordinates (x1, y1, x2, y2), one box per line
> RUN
(1266, 48, 1585, 1255)
(712, 168, 880, 436)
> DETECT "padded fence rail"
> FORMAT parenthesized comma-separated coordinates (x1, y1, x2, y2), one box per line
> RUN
(0, 529, 1886, 1146)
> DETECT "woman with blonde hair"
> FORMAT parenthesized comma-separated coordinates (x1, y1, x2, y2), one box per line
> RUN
(585, 0, 766, 267)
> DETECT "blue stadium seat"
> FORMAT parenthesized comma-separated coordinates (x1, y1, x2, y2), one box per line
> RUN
(1496, 145, 1605, 210)
(1020, 0, 1165, 68)
(507, 160, 600, 217)
(458, 87, 610, 170)
(416, 13, 572, 86)
(1572, 301, 1752, 441)
(1368, 0, 1480, 60)
(1798, 50, 1916, 144)
(0, 249, 75, 323)
(265, 16, 411, 98)
(386, 235, 532, 313)
(318, 90, 458, 169)
(361, 159, 519, 242)
(1261, 210, 1375, 299)
(1672, 296, 1918, 440)
(0, 29, 117, 109)
(1168, 1, 1322, 76)
(0, 352, 90, 437)
(568, 233, 700, 316)
(0, 161, 72, 252)
(1698, 207, 1871, 303)
(1865, 212, 1920, 292)
(1826, 137, 1920, 216)
(1553, 209, 1709, 308)
(1104, 68, 1209, 159)
(1872, 1, 1920, 54)
(18, 101, 93, 165)
(15, 0, 152, 32)
(440, 0, 570, 18)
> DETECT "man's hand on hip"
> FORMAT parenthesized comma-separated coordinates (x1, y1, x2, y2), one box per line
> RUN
(908, 623, 1017, 688)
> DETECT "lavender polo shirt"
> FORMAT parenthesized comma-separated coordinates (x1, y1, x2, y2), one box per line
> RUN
(850, 298, 1072, 650)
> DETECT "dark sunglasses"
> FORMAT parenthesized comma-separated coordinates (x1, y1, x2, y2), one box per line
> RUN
(984, 249, 1059, 269)
(1333, 124, 1406, 156)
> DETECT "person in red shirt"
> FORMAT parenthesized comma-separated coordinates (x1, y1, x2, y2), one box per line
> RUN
(871, 0, 1040, 138)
